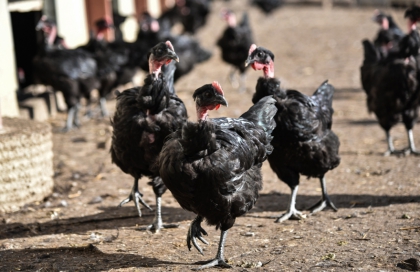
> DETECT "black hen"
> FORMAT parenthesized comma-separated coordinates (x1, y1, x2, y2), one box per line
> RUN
(252, 0, 282, 14)
(217, 10, 254, 91)
(110, 41, 188, 231)
(158, 82, 277, 269)
(137, 14, 212, 82)
(372, 10, 404, 56)
(33, 17, 98, 131)
(246, 45, 341, 222)
(361, 6, 420, 155)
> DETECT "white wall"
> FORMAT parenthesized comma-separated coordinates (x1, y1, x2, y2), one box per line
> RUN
(118, 0, 138, 42)
(54, 0, 89, 48)
(0, 0, 19, 117)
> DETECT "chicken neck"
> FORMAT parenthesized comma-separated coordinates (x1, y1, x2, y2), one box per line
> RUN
(252, 60, 274, 79)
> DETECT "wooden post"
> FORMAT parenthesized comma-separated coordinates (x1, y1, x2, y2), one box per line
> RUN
(85, 0, 114, 41)
(134, 0, 148, 19)
(0, 99, 3, 131)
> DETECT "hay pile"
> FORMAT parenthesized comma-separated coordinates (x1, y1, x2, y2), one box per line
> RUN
(0, 117, 53, 213)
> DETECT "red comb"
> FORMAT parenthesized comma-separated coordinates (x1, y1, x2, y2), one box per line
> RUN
(165, 40, 175, 51)
(249, 44, 257, 55)
(212, 81, 224, 96)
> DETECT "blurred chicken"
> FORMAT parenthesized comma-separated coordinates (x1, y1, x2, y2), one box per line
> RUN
(361, 6, 420, 155)
(372, 10, 404, 59)
(252, 0, 282, 14)
(111, 42, 188, 231)
(158, 82, 277, 269)
(246, 45, 341, 222)
(33, 16, 98, 130)
(137, 13, 212, 82)
(217, 10, 254, 91)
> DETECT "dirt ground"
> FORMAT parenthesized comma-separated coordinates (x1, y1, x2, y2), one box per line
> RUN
(1, 2, 420, 271)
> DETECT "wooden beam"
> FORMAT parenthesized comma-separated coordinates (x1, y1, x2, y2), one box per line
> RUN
(85, 0, 114, 41)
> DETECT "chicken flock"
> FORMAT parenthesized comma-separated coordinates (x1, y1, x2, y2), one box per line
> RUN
(27, 0, 420, 270)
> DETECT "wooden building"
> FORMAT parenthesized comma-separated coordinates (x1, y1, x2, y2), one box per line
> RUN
(2, 0, 165, 118)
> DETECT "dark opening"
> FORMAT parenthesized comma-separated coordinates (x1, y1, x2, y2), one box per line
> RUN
(11, 10, 43, 89)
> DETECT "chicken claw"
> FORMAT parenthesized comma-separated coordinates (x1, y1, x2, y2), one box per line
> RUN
(187, 216, 209, 255)
(118, 178, 152, 217)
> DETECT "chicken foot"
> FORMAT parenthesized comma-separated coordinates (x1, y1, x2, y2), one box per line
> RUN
(405, 129, 420, 155)
(384, 131, 406, 156)
(118, 178, 152, 217)
(192, 230, 231, 270)
(187, 216, 209, 255)
(309, 176, 338, 214)
(143, 196, 179, 232)
(276, 185, 306, 223)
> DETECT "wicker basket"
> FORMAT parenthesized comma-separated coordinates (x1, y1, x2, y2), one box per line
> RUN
(0, 117, 53, 213)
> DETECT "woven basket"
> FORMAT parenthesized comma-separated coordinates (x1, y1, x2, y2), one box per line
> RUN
(0, 117, 53, 213)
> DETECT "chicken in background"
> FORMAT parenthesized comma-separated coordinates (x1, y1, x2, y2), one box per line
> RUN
(252, 0, 282, 14)
(361, 6, 420, 156)
(33, 16, 98, 131)
(217, 9, 254, 92)
(110, 41, 188, 231)
(77, 18, 118, 117)
(158, 82, 277, 270)
(137, 13, 212, 83)
(372, 10, 404, 59)
(246, 45, 341, 222)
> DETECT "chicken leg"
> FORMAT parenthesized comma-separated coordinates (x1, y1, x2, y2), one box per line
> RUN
(384, 130, 406, 156)
(276, 185, 306, 223)
(406, 129, 420, 155)
(99, 97, 109, 117)
(192, 230, 231, 270)
(63, 104, 81, 132)
(309, 176, 338, 214)
(144, 196, 179, 232)
(119, 178, 152, 217)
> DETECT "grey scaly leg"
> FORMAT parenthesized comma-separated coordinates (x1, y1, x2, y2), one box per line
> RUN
(145, 196, 179, 232)
(193, 230, 231, 270)
(119, 178, 152, 217)
(407, 129, 420, 155)
(99, 97, 109, 117)
(309, 176, 338, 214)
(276, 185, 305, 223)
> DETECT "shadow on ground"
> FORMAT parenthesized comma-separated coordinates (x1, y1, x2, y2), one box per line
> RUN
(0, 244, 189, 271)
(251, 193, 420, 213)
(0, 206, 193, 240)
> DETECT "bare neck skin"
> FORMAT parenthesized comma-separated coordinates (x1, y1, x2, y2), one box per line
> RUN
(226, 14, 237, 27)
(381, 17, 389, 30)
(47, 25, 57, 46)
(148, 54, 165, 80)
(95, 28, 106, 40)
(407, 19, 417, 33)
(196, 104, 209, 121)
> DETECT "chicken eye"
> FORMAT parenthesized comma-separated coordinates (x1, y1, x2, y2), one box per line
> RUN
(258, 52, 263, 57)
(205, 92, 211, 97)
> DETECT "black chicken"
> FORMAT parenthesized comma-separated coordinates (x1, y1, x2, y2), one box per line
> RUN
(77, 18, 119, 117)
(361, 6, 420, 155)
(137, 14, 212, 82)
(110, 41, 188, 231)
(158, 82, 277, 269)
(33, 17, 98, 130)
(372, 10, 404, 58)
(246, 45, 341, 222)
(252, 0, 282, 14)
(217, 10, 254, 91)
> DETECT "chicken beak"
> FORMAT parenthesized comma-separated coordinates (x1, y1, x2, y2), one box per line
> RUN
(167, 49, 180, 62)
(35, 21, 45, 31)
(245, 57, 254, 67)
(216, 95, 228, 107)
